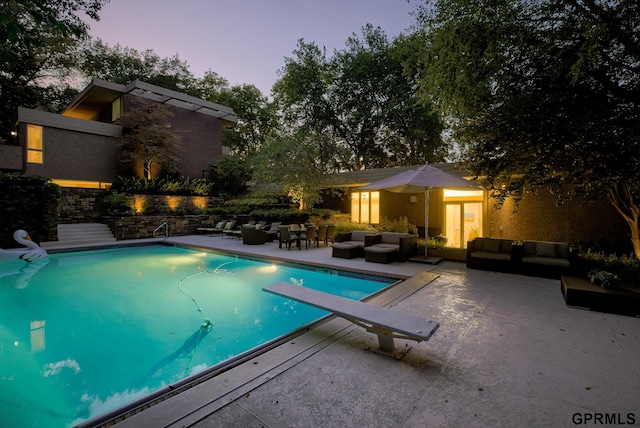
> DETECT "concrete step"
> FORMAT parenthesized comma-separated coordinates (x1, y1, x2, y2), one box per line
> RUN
(40, 223, 116, 248)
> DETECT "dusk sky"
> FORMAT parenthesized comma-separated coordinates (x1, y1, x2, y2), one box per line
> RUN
(88, 0, 419, 96)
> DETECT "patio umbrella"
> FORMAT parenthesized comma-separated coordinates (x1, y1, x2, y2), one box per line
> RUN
(359, 164, 479, 261)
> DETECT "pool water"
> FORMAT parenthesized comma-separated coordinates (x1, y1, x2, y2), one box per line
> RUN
(0, 244, 393, 427)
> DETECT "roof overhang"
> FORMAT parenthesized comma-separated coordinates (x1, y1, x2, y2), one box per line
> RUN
(63, 78, 238, 124)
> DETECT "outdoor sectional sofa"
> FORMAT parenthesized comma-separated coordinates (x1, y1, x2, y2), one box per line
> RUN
(332, 231, 379, 259)
(364, 232, 418, 264)
(467, 237, 574, 278)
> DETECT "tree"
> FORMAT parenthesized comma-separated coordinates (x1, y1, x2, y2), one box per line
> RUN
(206, 156, 252, 197)
(417, 0, 640, 258)
(117, 100, 182, 179)
(205, 81, 278, 158)
(0, 0, 107, 142)
(251, 129, 327, 209)
(273, 25, 447, 170)
(78, 39, 199, 95)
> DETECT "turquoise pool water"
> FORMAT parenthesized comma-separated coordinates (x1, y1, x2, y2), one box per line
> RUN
(0, 244, 393, 427)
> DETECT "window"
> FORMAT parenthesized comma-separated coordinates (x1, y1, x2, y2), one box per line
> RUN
(351, 191, 380, 224)
(51, 179, 112, 189)
(112, 97, 122, 122)
(27, 124, 43, 163)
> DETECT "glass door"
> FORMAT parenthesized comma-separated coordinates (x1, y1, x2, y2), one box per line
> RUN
(445, 202, 483, 248)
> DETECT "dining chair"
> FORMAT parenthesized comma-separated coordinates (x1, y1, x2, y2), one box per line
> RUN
(325, 224, 336, 245)
(316, 224, 328, 247)
(304, 226, 317, 248)
(279, 225, 300, 250)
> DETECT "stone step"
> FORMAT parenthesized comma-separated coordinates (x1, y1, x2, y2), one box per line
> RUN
(40, 223, 116, 248)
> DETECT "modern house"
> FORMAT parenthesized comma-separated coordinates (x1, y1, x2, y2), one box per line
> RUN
(322, 163, 629, 248)
(1, 79, 237, 189)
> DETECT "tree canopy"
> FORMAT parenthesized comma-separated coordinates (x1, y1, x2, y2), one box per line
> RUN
(417, 0, 640, 257)
(78, 39, 200, 95)
(273, 24, 447, 171)
(116, 100, 182, 179)
(0, 0, 107, 142)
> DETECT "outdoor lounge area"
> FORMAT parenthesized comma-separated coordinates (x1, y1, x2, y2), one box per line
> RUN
(51, 234, 639, 427)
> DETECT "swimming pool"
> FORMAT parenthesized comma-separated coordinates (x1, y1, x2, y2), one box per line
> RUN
(0, 244, 394, 427)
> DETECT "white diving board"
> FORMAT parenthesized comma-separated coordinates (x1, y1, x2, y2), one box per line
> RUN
(263, 282, 439, 353)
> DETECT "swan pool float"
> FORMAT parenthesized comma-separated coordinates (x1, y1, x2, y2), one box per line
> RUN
(0, 230, 49, 262)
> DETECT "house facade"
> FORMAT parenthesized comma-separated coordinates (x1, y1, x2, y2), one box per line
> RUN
(0, 79, 237, 188)
(322, 164, 629, 248)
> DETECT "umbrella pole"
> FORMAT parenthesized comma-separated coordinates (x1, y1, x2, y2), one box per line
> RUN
(424, 188, 430, 258)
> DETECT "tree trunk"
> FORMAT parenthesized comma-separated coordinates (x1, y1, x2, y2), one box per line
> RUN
(608, 182, 640, 260)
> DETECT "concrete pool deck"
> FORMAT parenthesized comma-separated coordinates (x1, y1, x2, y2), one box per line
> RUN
(76, 235, 639, 427)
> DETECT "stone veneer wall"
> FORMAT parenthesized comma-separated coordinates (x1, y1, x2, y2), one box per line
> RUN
(104, 215, 222, 240)
(58, 188, 227, 240)
(59, 188, 109, 223)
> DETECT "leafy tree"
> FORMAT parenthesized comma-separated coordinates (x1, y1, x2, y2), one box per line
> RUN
(78, 39, 199, 95)
(251, 129, 327, 209)
(0, 0, 107, 142)
(417, 0, 640, 258)
(116, 100, 182, 179)
(273, 25, 446, 170)
(214, 84, 278, 157)
(206, 156, 252, 197)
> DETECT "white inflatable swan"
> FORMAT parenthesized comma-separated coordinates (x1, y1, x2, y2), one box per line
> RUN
(0, 230, 49, 262)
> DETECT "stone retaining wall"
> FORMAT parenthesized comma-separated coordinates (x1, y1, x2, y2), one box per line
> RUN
(104, 215, 223, 240)
(58, 188, 228, 240)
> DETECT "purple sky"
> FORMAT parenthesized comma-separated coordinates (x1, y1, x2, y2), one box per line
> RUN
(88, 0, 418, 96)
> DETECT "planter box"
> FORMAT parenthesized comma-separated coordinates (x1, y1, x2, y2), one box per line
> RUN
(561, 275, 640, 317)
(426, 247, 467, 262)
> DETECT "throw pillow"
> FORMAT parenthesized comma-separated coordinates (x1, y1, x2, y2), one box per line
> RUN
(536, 242, 557, 258)
(484, 238, 501, 253)
(214, 221, 226, 229)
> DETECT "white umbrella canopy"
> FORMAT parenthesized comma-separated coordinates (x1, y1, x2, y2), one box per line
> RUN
(359, 164, 480, 260)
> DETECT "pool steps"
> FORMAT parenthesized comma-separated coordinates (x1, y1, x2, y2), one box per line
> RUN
(40, 223, 116, 248)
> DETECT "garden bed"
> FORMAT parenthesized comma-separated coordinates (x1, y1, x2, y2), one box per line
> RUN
(426, 247, 467, 262)
(561, 275, 640, 317)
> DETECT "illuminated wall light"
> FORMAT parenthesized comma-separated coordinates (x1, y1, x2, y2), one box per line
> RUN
(133, 195, 145, 213)
(191, 196, 207, 210)
(166, 196, 181, 211)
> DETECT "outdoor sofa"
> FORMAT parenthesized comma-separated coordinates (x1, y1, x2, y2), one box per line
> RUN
(467, 237, 574, 278)
(466, 237, 519, 272)
(364, 232, 418, 264)
(332, 231, 379, 259)
(517, 240, 574, 278)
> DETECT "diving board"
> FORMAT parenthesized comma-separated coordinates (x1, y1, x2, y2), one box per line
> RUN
(263, 282, 439, 354)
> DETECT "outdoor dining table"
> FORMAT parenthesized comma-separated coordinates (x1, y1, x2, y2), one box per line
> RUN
(288, 225, 308, 249)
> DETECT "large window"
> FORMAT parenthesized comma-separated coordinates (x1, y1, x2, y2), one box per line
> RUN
(351, 191, 380, 224)
(27, 124, 43, 164)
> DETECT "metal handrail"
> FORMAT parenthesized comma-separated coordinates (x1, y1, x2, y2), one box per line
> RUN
(153, 222, 168, 238)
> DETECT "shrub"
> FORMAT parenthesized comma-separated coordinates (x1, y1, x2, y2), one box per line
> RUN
(0, 173, 61, 246)
(112, 176, 214, 195)
(577, 250, 640, 284)
(377, 216, 418, 235)
(103, 192, 134, 215)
